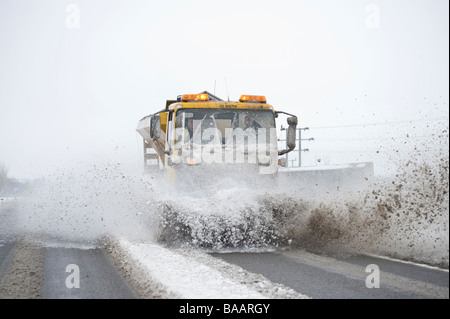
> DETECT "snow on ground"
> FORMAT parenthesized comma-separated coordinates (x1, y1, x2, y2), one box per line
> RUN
(104, 236, 309, 299)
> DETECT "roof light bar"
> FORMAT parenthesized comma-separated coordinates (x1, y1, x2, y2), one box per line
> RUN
(181, 94, 210, 102)
(239, 95, 267, 103)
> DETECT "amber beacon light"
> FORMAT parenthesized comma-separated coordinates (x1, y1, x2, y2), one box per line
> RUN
(239, 95, 267, 103)
(181, 94, 210, 102)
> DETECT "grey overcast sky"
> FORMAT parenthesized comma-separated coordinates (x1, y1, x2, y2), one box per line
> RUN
(0, 0, 448, 179)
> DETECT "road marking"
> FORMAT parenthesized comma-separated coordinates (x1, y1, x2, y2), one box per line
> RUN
(365, 253, 449, 272)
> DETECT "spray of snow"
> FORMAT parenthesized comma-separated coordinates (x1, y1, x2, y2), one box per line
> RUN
(2, 122, 447, 271)
(9, 161, 158, 246)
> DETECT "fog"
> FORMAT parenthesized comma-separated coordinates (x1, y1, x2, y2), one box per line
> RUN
(0, 0, 448, 180)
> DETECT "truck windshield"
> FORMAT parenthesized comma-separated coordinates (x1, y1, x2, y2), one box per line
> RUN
(175, 109, 275, 145)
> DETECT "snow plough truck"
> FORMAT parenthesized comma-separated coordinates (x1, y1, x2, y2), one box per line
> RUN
(135, 91, 374, 248)
(136, 91, 298, 188)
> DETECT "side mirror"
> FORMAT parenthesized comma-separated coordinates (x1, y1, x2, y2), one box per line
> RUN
(278, 115, 297, 155)
(286, 116, 297, 149)
(150, 115, 161, 140)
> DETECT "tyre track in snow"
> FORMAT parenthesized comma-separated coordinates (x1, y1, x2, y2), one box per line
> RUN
(0, 237, 44, 299)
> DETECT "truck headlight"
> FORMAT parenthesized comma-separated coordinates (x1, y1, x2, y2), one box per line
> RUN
(168, 154, 181, 165)
(258, 155, 271, 166)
